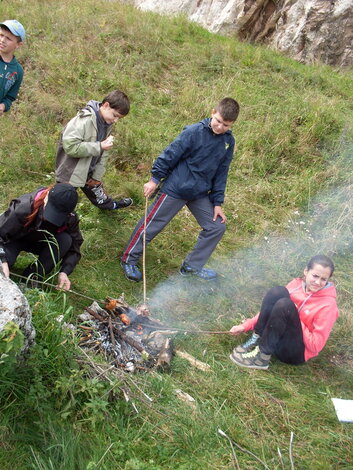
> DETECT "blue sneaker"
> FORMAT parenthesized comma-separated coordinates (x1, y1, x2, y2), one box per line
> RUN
(180, 263, 217, 280)
(121, 262, 142, 282)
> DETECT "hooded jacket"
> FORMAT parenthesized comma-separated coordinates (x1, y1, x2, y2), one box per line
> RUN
(0, 188, 83, 275)
(151, 118, 235, 205)
(241, 277, 339, 361)
(55, 101, 113, 187)
(0, 56, 23, 111)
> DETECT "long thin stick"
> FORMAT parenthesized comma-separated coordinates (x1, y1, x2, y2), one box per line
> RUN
(143, 197, 148, 305)
(10, 271, 103, 303)
(145, 325, 232, 335)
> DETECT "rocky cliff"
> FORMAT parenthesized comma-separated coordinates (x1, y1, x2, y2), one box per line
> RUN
(127, 0, 353, 67)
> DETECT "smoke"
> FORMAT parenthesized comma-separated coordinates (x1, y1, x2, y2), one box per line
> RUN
(147, 143, 353, 330)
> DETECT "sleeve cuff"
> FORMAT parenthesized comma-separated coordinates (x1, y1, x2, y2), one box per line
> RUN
(0, 247, 7, 262)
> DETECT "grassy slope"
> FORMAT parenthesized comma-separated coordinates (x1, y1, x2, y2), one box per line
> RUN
(0, 0, 353, 468)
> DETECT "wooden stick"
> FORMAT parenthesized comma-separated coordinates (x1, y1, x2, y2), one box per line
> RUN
(175, 350, 211, 371)
(289, 432, 295, 470)
(143, 197, 148, 305)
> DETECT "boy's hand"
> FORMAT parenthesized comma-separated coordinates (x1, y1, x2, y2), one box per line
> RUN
(144, 180, 158, 198)
(101, 135, 114, 151)
(0, 103, 6, 116)
(213, 206, 227, 223)
(56, 272, 71, 291)
(229, 325, 245, 335)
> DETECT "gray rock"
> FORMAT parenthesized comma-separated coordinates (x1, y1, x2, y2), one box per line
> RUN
(126, 0, 353, 67)
(0, 269, 35, 356)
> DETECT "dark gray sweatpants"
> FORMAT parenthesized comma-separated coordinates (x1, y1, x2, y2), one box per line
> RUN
(121, 193, 226, 269)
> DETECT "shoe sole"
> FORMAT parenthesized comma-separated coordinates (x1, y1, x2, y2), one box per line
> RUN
(233, 346, 257, 354)
(229, 353, 269, 370)
(124, 276, 141, 282)
(179, 270, 217, 281)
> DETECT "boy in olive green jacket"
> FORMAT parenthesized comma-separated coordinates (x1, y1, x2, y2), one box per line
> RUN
(55, 89, 133, 210)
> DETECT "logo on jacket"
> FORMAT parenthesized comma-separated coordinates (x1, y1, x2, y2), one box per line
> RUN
(225, 143, 230, 150)
(5, 71, 17, 91)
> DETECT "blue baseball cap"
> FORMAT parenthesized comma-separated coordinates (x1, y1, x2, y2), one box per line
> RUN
(0, 20, 26, 41)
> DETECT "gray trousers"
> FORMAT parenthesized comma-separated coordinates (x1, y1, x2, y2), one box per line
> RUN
(121, 193, 226, 269)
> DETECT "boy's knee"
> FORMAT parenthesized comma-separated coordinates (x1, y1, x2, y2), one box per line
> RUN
(212, 220, 226, 237)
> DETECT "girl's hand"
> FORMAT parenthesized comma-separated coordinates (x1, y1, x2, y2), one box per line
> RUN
(57, 272, 71, 291)
(229, 325, 245, 335)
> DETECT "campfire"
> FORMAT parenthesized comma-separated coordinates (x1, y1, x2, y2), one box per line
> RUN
(77, 297, 174, 372)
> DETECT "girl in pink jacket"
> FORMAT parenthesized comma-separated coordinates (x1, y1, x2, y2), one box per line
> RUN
(229, 255, 339, 370)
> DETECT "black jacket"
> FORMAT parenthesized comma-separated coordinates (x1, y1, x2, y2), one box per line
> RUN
(0, 188, 83, 275)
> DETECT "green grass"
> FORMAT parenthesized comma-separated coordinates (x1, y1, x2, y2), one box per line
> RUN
(0, 0, 353, 468)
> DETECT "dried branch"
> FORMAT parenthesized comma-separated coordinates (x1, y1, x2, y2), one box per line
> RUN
(175, 349, 211, 371)
(218, 429, 271, 470)
(289, 432, 295, 470)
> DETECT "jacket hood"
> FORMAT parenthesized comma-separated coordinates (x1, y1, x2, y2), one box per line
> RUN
(201, 117, 233, 136)
(86, 100, 100, 113)
(77, 100, 100, 118)
(288, 277, 337, 300)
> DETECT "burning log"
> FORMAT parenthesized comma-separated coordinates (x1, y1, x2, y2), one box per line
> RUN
(79, 300, 173, 372)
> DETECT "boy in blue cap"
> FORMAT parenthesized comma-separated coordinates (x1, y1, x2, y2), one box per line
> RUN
(0, 19, 25, 115)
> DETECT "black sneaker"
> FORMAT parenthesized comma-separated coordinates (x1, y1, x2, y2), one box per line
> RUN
(113, 198, 133, 210)
(180, 262, 217, 280)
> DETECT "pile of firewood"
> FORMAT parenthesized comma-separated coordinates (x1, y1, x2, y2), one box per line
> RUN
(77, 297, 174, 373)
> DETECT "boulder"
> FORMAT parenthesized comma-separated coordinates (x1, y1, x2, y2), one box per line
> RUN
(0, 269, 35, 356)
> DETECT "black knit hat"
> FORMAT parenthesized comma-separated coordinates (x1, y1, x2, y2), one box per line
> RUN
(43, 183, 78, 226)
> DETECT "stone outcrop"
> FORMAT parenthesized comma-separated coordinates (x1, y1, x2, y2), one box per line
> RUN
(127, 0, 353, 67)
(0, 269, 35, 356)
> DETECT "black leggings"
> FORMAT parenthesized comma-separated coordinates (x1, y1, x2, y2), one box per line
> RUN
(255, 286, 305, 365)
(81, 183, 115, 210)
(5, 231, 72, 279)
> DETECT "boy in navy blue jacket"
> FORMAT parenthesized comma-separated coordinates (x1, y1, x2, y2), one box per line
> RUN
(0, 20, 25, 115)
(121, 97, 240, 281)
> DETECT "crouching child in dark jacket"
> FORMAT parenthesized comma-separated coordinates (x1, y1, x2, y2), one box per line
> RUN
(0, 183, 83, 290)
